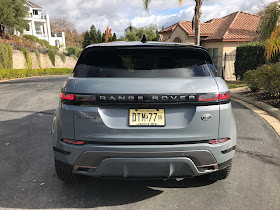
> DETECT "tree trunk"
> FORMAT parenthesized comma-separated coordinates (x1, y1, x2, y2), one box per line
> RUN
(194, 0, 202, 46)
(0, 24, 5, 39)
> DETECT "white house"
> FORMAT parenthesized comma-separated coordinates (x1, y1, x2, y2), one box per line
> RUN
(22, 1, 66, 48)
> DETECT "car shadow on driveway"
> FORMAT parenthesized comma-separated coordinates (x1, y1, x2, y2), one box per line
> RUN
(0, 109, 215, 209)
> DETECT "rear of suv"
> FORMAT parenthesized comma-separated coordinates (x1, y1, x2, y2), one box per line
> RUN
(52, 41, 236, 183)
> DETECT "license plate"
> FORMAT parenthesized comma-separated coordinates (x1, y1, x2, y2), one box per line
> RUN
(129, 109, 165, 127)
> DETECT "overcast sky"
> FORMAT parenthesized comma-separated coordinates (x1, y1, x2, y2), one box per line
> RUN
(33, 0, 275, 36)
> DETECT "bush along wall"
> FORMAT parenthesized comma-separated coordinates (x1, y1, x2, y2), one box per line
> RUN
(34, 50, 42, 69)
(19, 47, 33, 69)
(0, 44, 13, 69)
(48, 49, 56, 66)
(235, 42, 267, 79)
(244, 63, 280, 97)
(0, 68, 73, 80)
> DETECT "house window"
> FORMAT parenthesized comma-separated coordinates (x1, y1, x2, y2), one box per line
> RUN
(33, 10, 38, 15)
(25, 24, 30, 31)
(207, 48, 219, 67)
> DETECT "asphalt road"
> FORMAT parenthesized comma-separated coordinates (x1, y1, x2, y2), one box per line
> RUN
(0, 76, 279, 210)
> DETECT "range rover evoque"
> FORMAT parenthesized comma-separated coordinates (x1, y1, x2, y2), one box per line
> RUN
(52, 41, 237, 183)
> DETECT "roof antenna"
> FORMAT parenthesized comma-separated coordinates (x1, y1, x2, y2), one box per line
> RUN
(141, 34, 147, 43)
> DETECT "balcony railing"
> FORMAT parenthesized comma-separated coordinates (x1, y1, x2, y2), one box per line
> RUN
(26, 13, 46, 19)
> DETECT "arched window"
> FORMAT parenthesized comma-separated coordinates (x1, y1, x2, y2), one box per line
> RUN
(173, 37, 182, 43)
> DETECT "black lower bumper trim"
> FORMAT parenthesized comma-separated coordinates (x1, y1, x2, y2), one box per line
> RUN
(221, 145, 236, 154)
(53, 147, 71, 155)
(218, 159, 232, 170)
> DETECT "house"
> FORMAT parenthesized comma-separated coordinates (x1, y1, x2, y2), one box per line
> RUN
(159, 11, 261, 80)
(23, 1, 66, 48)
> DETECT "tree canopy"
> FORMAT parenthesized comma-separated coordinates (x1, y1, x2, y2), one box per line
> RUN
(0, 0, 28, 37)
(124, 24, 159, 41)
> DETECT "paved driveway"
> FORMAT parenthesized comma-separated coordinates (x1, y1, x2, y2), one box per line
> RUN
(0, 76, 279, 210)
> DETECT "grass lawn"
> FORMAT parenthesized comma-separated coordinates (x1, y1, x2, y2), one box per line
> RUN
(226, 81, 247, 89)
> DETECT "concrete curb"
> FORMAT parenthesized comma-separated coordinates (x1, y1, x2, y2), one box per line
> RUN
(0, 74, 70, 83)
(230, 91, 280, 122)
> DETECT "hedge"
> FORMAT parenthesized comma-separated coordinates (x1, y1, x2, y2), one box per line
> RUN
(66, 46, 82, 58)
(0, 68, 73, 80)
(48, 49, 55, 66)
(244, 63, 280, 97)
(234, 42, 266, 79)
(59, 53, 66, 63)
(0, 43, 13, 69)
(19, 47, 33, 69)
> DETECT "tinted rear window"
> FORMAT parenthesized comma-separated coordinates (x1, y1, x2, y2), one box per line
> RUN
(74, 47, 212, 78)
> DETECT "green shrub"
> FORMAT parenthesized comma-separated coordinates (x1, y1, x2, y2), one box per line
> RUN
(59, 53, 66, 63)
(244, 63, 280, 97)
(235, 42, 266, 79)
(67, 46, 82, 58)
(244, 70, 259, 91)
(0, 68, 73, 80)
(48, 49, 55, 66)
(0, 44, 13, 69)
(23, 34, 40, 43)
(34, 50, 41, 69)
(70, 54, 77, 60)
(19, 47, 32, 69)
(256, 63, 280, 97)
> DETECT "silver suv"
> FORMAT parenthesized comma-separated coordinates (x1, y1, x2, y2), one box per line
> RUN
(52, 41, 236, 183)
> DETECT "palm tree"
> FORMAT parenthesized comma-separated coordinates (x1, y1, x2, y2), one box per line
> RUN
(143, 0, 204, 45)
(258, 1, 280, 61)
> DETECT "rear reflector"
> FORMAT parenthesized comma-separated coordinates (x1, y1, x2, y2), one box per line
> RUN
(61, 92, 74, 100)
(62, 139, 84, 145)
(209, 138, 230, 144)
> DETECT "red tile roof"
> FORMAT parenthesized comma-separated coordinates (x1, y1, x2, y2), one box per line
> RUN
(159, 11, 261, 42)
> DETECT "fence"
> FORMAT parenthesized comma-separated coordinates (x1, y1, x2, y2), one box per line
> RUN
(211, 53, 236, 81)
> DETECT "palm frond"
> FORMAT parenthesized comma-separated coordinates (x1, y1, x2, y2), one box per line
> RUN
(258, 2, 280, 41)
(265, 26, 280, 61)
(143, 0, 152, 11)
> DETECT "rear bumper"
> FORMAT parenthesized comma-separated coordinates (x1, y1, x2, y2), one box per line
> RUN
(53, 140, 236, 178)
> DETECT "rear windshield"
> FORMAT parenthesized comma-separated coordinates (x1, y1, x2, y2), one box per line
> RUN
(74, 47, 212, 78)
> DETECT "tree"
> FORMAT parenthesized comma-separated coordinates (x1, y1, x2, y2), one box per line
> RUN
(89, 24, 97, 44)
(51, 18, 83, 48)
(258, 2, 280, 61)
(112, 33, 117, 41)
(124, 24, 159, 41)
(143, 0, 204, 45)
(82, 31, 91, 48)
(0, 0, 28, 38)
(102, 32, 106, 43)
(97, 29, 102, 43)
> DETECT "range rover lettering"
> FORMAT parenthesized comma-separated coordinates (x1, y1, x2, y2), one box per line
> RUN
(52, 40, 237, 183)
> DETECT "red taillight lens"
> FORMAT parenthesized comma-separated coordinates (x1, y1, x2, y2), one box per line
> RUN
(198, 93, 219, 101)
(219, 92, 230, 100)
(61, 92, 74, 100)
(209, 138, 230, 144)
(62, 139, 84, 145)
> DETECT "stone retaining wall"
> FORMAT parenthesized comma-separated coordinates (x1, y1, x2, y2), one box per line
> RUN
(12, 50, 77, 69)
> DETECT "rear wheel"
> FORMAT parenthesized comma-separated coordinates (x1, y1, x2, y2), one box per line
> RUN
(55, 160, 79, 184)
(200, 160, 232, 181)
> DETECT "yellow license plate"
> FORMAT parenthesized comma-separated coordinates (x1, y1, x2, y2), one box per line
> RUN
(129, 109, 165, 127)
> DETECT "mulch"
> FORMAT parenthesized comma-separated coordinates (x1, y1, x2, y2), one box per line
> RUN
(240, 90, 280, 110)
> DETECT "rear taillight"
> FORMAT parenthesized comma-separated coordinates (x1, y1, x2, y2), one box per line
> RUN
(209, 138, 230, 144)
(61, 92, 74, 100)
(198, 92, 230, 103)
(62, 139, 84, 145)
(61, 92, 97, 105)
(219, 92, 230, 100)
(198, 93, 219, 102)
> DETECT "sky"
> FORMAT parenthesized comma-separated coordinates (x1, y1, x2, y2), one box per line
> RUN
(33, 0, 276, 37)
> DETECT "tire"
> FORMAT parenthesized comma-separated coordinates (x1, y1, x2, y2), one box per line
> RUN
(55, 160, 79, 184)
(199, 160, 232, 182)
